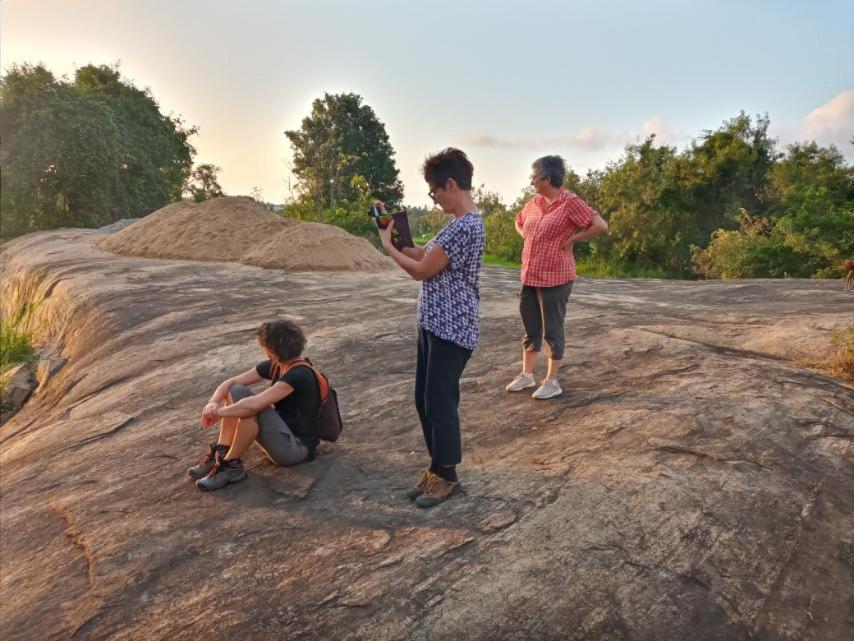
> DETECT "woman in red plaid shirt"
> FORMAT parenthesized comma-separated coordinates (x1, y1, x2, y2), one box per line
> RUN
(506, 155, 608, 399)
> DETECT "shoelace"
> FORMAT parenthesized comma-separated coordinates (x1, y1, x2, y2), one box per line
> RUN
(421, 472, 443, 494)
(205, 451, 229, 478)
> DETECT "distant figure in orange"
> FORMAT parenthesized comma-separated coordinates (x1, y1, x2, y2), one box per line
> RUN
(842, 259, 854, 292)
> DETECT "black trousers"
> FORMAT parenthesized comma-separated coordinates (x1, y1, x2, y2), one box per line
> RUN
(519, 281, 573, 360)
(415, 328, 472, 467)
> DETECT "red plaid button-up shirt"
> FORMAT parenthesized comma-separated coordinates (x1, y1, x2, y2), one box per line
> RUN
(515, 189, 598, 287)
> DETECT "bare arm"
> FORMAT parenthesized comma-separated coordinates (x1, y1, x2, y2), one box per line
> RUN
(215, 381, 294, 418)
(383, 230, 449, 281)
(401, 244, 427, 260)
(207, 368, 262, 404)
(515, 220, 525, 238)
(201, 367, 263, 425)
(373, 201, 448, 281)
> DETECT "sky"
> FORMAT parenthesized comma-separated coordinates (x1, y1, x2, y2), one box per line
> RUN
(2, 0, 853, 207)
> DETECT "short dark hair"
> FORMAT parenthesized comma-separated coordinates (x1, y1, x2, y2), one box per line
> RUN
(532, 155, 566, 188)
(255, 319, 306, 361)
(422, 147, 474, 191)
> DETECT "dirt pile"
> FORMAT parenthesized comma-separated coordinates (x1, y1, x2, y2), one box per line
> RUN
(97, 196, 389, 271)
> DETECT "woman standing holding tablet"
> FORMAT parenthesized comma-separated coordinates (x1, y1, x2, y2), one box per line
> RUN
(374, 148, 484, 508)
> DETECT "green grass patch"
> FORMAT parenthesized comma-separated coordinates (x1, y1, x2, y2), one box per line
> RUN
(0, 317, 36, 375)
(0, 316, 36, 419)
(575, 257, 685, 279)
(0, 294, 41, 420)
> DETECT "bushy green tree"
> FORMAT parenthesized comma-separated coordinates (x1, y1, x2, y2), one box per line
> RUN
(484, 211, 523, 262)
(598, 136, 694, 272)
(691, 140, 854, 279)
(285, 93, 404, 209)
(0, 64, 196, 238)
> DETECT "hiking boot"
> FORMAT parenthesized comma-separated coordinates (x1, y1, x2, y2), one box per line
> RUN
(188, 443, 228, 480)
(405, 469, 439, 501)
(415, 476, 462, 508)
(532, 379, 562, 400)
(505, 372, 536, 392)
(196, 454, 247, 491)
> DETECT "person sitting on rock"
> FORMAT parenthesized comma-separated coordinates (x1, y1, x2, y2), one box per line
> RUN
(188, 319, 320, 491)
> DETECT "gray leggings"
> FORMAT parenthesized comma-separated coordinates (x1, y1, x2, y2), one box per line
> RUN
(229, 384, 311, 466)
(519, 281, 574, 360)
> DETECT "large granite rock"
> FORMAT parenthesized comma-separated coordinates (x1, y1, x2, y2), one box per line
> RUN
(1, 230, 852, 641)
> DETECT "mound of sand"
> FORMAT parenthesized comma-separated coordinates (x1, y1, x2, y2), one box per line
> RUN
(242, 221, 390, 271)
(97, 197, 390, 271)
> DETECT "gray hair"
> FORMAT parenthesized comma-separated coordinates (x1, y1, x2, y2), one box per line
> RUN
(532, 155, 566, 188)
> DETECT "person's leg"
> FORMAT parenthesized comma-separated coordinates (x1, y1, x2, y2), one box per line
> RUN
(189, 384, 251, 480)
(523, 349, 538, 375)
(218, 384, 255, 445)
(415, 333, 471, 507)
(423, 333, 471, 473)
(507, 286, 542, 392)
(254, 406, 311, 466)
(196, 385, 258, 490)
(541, 281, 572, 368)
(414, 327, 434, 461)
(405, 329, 443, 500)
(225, 416, 259, 460)
(534, 282, 573, 398)
(519, 285, 543, 373)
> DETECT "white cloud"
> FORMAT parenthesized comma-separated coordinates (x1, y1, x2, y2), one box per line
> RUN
(462, 116, 697, 155)
(775, 89, 854, 156)
(639, 115, 672, 144)
(799, 89, 854, 149)
(462, 128, 619, 152)
(567, 128, 615, 151)
(459, 134, 519, 149)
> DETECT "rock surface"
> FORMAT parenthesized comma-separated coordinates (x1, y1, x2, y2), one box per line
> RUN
(1, 363, 33, 415)
(1, 229, 852, 641)
(35, 355, 67, 390)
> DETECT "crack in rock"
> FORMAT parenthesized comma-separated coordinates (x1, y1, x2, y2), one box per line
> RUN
(653, 444, 772, 470)
(51, 502, 95, 588)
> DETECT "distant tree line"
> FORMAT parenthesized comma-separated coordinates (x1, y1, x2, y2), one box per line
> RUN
(283, 98, 852, 278)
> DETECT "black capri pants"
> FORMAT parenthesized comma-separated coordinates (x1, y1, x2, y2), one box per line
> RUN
(519, 281, 574, 360)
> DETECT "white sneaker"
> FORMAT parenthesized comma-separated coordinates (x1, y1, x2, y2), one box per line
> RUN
(532, 379, 562, 399)
(505, 372, 536, 392)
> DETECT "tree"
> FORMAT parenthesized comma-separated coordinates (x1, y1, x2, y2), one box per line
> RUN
(598, 136, 694, 271)
(183, 164, 223, 202)
(0, 63, 196, 238)
(473, 185, 508, 217)
(73, 64, 196, 210)
(285, 93, 404, 209)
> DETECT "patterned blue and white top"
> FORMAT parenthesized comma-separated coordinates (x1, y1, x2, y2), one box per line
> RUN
(416, 212, 485, 351)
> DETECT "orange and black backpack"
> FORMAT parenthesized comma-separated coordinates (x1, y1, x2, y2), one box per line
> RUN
(270, 358, 343, 442)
